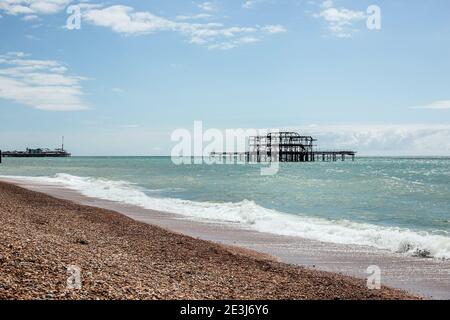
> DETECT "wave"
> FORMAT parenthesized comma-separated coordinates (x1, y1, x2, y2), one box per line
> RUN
(4, 173, 450, 259)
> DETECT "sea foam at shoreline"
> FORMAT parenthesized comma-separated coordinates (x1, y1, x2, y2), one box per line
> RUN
(3, 172, 450, 259)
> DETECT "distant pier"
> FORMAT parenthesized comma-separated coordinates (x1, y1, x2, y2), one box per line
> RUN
(0, 137, 71, 162)
(1, 148, 71, 158)
(210, 132, 356, 162)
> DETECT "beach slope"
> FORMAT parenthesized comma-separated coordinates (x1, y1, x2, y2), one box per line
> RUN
(0, 182, 415, 300)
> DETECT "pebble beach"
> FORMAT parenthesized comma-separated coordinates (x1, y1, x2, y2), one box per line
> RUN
(0, 181, 417, 300)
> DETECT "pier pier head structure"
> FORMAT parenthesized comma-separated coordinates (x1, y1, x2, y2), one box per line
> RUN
(0, 137, 70, 163)
(210, 131, 356, 163)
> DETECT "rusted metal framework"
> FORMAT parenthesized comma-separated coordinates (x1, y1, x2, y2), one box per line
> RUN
(248, 132, 316, 162)
(210, 131, 356, 162)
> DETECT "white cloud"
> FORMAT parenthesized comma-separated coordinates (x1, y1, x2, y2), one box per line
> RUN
(320, 0, 334, 9)
(242, 0, 274, 9)
(197, 2, 216, 12)
(411, 100, 450, 110)
(242, 0, 268, 9)
(22, 14, 39, 21)
(82, 5, 175, 35)
(287, 124, 450, 156)
(175, 13, 213, 21)
(242, 0, 258, 9)
(314, 0, 366, 38)
(0, 0, 71, 15)
(0, 52, 88, 111)
(262, 24, 287, 34)
(207, 35, 261, 50)
(82, 5, 286, 49)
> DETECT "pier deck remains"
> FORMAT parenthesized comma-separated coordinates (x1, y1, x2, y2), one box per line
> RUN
(210, 132, 356, 162)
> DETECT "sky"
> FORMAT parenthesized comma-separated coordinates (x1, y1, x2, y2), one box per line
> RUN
(0, 0, 449, 156)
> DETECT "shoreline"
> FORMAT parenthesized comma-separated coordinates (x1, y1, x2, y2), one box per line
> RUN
(0, 179, 418, 300)
(1, 177, 450, 299)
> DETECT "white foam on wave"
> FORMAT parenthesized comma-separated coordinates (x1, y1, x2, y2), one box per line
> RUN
(4, 173, 450, 259)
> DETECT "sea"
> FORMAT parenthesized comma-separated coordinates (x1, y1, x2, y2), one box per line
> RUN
(1, 156, 449, 259)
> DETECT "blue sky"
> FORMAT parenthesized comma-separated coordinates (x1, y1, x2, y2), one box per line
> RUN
(0, 0, 449, 155)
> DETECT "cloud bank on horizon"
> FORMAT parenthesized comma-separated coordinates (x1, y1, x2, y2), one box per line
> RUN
(2, 124, 449, 156)
(296, 124, 450, 156)
(411, 100, 450, 110)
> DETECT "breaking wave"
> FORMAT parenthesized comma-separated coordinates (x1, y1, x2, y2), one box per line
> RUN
(5, 173, 450, 259)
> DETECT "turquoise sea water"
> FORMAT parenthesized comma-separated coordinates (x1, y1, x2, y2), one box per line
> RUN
(1, 156, 449, 258)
